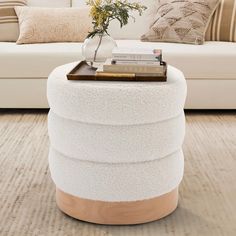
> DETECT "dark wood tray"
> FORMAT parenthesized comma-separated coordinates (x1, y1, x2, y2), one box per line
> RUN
(67, 61, 167, 82)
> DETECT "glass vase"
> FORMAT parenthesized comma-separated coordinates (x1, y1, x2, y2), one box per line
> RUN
(82, 33, 117, 68)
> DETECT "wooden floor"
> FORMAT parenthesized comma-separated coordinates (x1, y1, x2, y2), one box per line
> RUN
(0, 110, 235, 236)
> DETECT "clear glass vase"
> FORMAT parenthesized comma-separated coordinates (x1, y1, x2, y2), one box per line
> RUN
(82, 33, 117, 68)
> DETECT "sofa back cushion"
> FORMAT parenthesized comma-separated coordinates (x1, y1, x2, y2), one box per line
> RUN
(0, 0, 27, 41)
(205, 0, 236, 42)
(72, 0, 155, 39)
(28, 0, 71, 7)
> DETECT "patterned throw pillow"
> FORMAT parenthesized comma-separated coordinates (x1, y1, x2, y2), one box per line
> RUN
(141, 0, 220, 45)
(0, 0, 27, 41)
(205, 0, 236, 42)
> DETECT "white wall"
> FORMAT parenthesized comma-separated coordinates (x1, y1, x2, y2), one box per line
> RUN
(28, 0, 71, 7)
(72, 0, 86, 7)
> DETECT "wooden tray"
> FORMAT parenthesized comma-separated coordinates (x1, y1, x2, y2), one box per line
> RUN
(67, 61, 167, 82)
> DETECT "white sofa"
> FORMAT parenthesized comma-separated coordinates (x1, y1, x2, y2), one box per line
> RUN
(0, 0, 236, 109)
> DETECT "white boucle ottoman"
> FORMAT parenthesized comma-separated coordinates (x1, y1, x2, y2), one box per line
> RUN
(47, 62, 187, 225)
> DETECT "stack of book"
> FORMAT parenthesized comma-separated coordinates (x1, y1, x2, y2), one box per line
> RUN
(96, 47, 167, 81)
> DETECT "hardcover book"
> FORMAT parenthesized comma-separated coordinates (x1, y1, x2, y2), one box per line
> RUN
(112, 47, 162, 61)
(112, 60, 160, 65)
(103, 59, 165, 74)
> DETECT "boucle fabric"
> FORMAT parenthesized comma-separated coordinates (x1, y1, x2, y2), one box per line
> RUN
(48, 110, 185, 163)
(49, 148, 184, 202)
(47, 63, 187, 125)
(141, 0, 220, 45)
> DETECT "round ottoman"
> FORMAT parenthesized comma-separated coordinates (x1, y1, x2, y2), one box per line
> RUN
(47, 62, 187, 225)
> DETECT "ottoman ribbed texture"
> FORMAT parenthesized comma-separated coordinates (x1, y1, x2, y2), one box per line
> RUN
(47, 62, 187, 224)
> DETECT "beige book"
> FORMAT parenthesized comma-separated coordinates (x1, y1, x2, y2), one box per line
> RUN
(103, 59, 164, 74)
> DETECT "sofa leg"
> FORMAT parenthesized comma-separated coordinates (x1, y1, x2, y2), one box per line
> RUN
(56, 187, 179, 225)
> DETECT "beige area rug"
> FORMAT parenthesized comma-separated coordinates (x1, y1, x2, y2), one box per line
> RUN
(0, 110, 236, 236)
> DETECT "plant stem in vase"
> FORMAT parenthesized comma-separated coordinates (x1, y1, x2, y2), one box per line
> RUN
(82, 33, 117, 68)
(93, 33, 103, 63)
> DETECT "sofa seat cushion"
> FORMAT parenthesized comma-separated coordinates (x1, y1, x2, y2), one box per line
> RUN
(116, 41, 236, 80)
(0, 42, 84, 78)
(0, 41, 236, 79)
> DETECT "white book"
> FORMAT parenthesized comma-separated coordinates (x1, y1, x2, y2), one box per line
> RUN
(112, 60, 160, 65)
(103, 59, 164, 74)
(112, 47, 162, 61)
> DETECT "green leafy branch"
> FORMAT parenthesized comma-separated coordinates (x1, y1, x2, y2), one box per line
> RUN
(86, 0, 147, 38)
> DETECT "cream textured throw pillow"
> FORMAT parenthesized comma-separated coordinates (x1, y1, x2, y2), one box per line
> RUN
(0, 0, 27, 42)
(141, 0, 220, 44)
(205, 0, 236, 42)
(15, 6, 92, 44)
